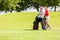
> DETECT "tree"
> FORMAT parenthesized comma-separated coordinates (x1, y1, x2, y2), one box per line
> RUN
(0, 0, 19, 12)
(16, 0, 34, 11)
(0, 0, 4, 11)
(37, 0, 60, 11)
(0, 0, 60, 12)
(47, 0, 59, 11)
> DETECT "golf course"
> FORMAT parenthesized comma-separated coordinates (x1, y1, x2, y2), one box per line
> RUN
(0, 12, 60, 40)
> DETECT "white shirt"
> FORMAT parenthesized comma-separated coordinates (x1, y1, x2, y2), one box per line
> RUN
(37, 8, 44, 18)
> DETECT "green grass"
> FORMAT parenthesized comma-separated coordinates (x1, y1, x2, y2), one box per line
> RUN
(0, 12, 60, 40)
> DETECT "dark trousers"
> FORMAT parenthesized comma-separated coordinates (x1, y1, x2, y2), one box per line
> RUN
(33, 17, 46, 30)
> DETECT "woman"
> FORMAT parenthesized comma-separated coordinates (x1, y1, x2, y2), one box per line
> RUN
(44, 6, 51, 29)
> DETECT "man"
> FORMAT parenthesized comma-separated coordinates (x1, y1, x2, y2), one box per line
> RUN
(33, 6, 46, 30)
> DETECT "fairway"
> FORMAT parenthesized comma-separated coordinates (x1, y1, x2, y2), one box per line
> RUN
(0, 12, 60, 40)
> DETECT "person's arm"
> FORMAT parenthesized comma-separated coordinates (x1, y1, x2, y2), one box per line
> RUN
(42, 9, 45, 18)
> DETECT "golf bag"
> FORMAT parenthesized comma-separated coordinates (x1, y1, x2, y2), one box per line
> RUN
(33, 20, 39, 30)
(33, 16, 46, 30)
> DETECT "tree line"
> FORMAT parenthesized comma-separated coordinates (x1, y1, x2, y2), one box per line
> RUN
(0, 0, 60, 12)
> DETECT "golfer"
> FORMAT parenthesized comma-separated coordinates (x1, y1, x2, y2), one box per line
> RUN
(33, 6, 46, 30)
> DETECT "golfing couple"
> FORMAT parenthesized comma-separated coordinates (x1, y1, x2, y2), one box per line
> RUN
(33, 6, 51, 30)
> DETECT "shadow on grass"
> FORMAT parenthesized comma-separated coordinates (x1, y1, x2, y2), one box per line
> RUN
(23, 29, 33, 31)
(23, 29, 42, 31)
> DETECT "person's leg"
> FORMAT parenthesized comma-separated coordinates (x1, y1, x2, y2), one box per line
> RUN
(40, 18, 46, 30)
(46, 17, 51, 29)
(33, 17, 39, 30)
(46, 22, 51, 29)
